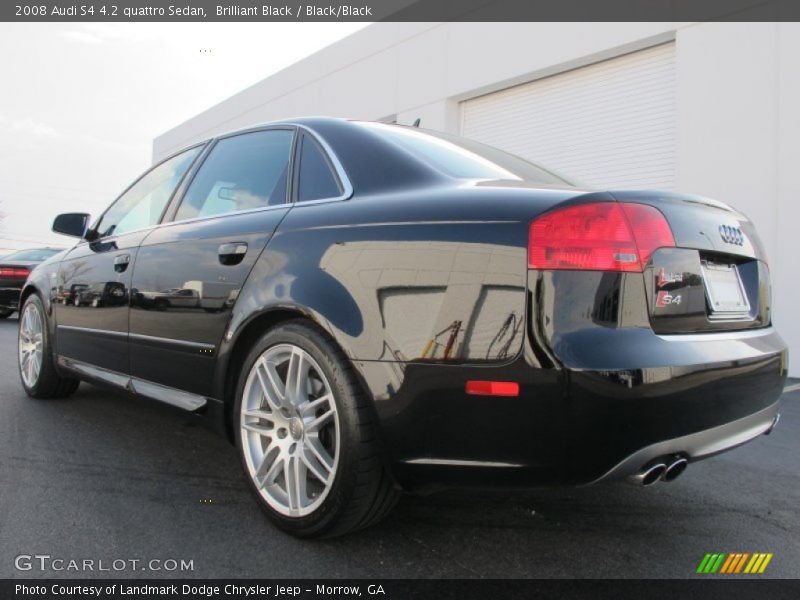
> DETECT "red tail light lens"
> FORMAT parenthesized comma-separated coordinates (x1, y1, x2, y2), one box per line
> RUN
(0, 267, 30, 279)
(528, 202, 675, 272)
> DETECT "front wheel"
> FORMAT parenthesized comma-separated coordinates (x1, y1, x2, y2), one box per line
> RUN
(18, 294, 80, 399)
(234, 320, 399, 538)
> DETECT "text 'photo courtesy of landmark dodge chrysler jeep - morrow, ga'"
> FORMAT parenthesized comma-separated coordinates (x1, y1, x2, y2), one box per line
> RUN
(17, 118, 787, 537)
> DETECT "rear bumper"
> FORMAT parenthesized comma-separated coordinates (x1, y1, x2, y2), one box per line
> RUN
(560, 326, 787, 484)
(378, 327, 787, 491)
(0, 287, 21, 311)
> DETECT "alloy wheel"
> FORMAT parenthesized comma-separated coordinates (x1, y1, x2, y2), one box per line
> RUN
(240, 343, 340, 517)
(19, 302, 44, 388)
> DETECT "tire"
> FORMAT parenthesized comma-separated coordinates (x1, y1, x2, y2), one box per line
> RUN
(0, 309, 13, 319)
(234, 320, 399, 538)
(18, 294, 80, 399)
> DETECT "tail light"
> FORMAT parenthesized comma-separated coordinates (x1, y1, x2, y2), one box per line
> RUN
(528, 202, 675, 272)
(0, 267, 30, 279)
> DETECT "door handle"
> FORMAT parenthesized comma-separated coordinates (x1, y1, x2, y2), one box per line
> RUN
(114, 254, 131, 273)
(218, 242, 247, 265)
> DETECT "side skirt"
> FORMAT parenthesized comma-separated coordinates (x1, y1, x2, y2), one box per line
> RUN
(56, 355, 208, 411)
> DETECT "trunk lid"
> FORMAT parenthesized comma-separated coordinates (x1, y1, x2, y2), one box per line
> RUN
(610, 190, 770, 333)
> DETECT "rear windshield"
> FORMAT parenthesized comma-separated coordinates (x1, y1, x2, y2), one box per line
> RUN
(359, 122, 575, 186)
(2, 248, 62, 261)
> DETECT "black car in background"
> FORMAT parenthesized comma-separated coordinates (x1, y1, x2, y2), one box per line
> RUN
(17, 118, 787, 537)
(0, 247, 63, 318)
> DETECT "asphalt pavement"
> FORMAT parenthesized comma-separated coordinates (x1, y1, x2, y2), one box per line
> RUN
(0, 314, 798, 579)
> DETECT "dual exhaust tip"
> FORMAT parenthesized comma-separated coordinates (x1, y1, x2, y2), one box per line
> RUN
(630, 456, 688, 487)
(628, 413, 780, 487)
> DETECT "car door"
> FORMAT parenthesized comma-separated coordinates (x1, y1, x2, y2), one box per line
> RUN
(128, 127, 295, 397)
(55, 145, 203, 376)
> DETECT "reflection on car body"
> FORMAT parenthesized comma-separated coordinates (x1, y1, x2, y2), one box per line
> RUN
(16, 118, 787, 538)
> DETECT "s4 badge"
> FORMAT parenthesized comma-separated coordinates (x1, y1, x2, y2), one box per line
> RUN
(656, 291, 682, 307)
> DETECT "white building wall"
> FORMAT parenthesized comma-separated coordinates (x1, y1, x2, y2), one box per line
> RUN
(461, 42, 677, 190)
(154, 22, 680, 156)
(777, 24, 800, 377)
(675, 22, 799, 375)
(154, 21, 799, 375)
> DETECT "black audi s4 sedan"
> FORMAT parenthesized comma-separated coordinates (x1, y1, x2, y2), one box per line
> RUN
(18, 118, 787, 537)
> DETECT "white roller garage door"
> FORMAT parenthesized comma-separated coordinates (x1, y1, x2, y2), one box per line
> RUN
(461, 42, 676, 190)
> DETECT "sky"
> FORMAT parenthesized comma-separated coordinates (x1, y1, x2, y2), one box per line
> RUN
(0, 22, 368, 252)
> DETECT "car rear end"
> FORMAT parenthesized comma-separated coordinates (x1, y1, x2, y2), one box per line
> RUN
(527, 190, 787, 485)
(0, 262, 33, 314)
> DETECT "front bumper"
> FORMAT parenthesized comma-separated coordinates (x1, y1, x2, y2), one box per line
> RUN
(0, 286, 21, 311)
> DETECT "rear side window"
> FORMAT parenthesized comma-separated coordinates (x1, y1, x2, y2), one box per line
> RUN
(94, 145, 202, 238)
(175, 129, 293, 222)
(359, 122, 574, 186)
(296, 134, 342, 202)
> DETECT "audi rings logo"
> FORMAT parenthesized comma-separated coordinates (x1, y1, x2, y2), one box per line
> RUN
(719, 225, 745, 246)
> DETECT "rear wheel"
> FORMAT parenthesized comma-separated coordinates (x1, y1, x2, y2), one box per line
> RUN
(18, 294, 79, 399)
(234, 320, 399, 538)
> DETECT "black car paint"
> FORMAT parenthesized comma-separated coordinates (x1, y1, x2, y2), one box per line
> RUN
(55, 231, 148, 374)
(129, 206, 288, 395)
(21, 117, 788, 489)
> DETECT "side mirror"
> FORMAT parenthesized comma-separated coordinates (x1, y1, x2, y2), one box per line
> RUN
(52, 213, 91, 238)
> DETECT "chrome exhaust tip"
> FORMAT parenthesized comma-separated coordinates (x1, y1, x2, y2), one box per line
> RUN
(629, 463, 667, 487)
(662, 457, 688, 482)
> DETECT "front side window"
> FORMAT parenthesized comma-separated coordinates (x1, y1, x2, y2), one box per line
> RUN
(93, 145, 202, 238)
(297, 134, 342, 202)
(175, 129, 294, 221)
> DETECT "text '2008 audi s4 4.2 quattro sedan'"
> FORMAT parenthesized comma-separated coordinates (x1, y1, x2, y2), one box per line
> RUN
(18, 118, 787, 537)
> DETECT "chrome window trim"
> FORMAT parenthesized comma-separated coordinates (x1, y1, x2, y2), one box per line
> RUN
(66, 197, 290, 244)
(73, 122, 355, 243)
(293, 124, 354, 206)
(146, 202, 289, 231)
(167, 125, 298, 225)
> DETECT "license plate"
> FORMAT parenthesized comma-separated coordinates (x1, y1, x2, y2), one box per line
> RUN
(701, 261, 750, 316)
